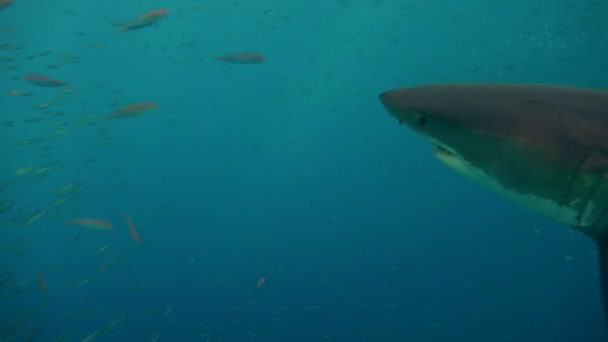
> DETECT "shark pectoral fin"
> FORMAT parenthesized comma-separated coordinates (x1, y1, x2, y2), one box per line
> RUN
(598, 234, 608, 325)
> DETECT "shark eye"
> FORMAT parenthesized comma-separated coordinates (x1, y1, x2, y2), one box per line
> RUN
(417, 115, 428, 127)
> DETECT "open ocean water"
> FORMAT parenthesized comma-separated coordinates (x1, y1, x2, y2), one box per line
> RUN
(1, 1, 607, 341)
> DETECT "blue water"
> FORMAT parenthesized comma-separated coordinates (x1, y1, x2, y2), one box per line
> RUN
(1, 1, 607, 341)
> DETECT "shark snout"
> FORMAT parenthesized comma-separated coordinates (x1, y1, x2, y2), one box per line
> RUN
(379, 89, 424, 127)
(378, 90, 399, 110)
(379, 90, 405, 120)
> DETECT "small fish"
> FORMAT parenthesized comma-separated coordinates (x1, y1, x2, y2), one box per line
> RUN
(102, 102, 158, 119)
(33, 102, 56, 110)
(5, 89, 32, 97)
(15, 138, 47, 146)
(80, 329, 99, 342)
(54, 183, 76, 193)
(118, 9, 169, 31)
(75, 278, 91, 288)
(36, 162, 61, 173)
(50, 128, 71, 136)
(22, 73, 69, 87)
(15, 166, 34, 175)
(44, 111, 65, 116)
(97, 255, 118, 273)
(216, 52, 265, 64)
(256, 277, 265, 288)
(121, 213, 141, 244)
(63, 218, 112, 230)
(0, 0, 12, 11)
(0, 199, 16, 213)
(88, 43, 106, 49)
(24, 210, 47, 225)
(38, 270, 47, 290)
(0, 43, 20, 50)
(163, 306, 173, 318)
(50, 198, 70, 207)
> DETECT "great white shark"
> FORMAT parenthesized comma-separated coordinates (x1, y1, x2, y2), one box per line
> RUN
(379, 83, 608, 324)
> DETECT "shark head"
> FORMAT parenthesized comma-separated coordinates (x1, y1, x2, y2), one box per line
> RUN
(380, 83, 608, 238)
(380, 83, 608, 324)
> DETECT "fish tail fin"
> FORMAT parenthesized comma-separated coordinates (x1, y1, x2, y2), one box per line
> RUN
(117, 26, 128, 32)
(597, 234, 608, 325)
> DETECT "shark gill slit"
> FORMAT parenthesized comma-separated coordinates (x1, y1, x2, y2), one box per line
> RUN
(557, 151, 600, 235)
(591, 179, 608, 239)
(581, 174, 603, 225)
(572, 152, 608, 238)
(559, 152, 590, 208)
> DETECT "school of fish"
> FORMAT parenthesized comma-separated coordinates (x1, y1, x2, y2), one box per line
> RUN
(0, 4, 268, 341)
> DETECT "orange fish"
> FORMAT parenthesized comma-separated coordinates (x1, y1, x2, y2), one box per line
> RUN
(121, 213, 141, 244)
(216, 52, 265, 64)
(102, 102, 158, 119)
(118, 9, 169, 31)
(38, 270, 47, 291)
(0, 0, 12, 11)
(63, 218, 112, 230)
(256, 277, 265, 288)
(22, 73, 69, 87)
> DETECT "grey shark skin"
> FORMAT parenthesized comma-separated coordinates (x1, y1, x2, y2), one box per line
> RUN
(379, 83, 608, 324)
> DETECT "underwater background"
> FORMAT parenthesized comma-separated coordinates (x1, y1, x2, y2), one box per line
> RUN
(1, 0, 608, 341)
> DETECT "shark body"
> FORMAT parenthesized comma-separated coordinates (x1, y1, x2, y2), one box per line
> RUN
(379, 83, 608, 323)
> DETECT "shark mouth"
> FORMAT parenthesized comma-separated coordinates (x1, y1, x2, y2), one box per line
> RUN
(428, 139, 599, 231)
(432, 143, 457, 160)
(430, 141, 473, 177)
